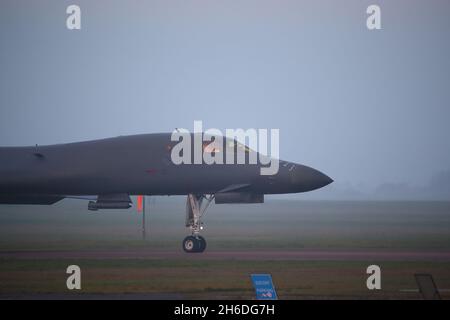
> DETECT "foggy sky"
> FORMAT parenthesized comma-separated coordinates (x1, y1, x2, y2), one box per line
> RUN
(1, 1, 449, 197)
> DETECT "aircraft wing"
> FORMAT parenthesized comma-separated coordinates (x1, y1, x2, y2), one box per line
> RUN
(0, 194, 64, 205)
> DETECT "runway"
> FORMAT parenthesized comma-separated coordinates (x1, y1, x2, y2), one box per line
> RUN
(2, 249, 450, 261)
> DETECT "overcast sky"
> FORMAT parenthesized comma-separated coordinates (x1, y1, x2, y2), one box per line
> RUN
(1, 0, 449, 193)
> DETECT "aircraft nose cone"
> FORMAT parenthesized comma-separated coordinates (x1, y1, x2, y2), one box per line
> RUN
(290, 164, 333, 192)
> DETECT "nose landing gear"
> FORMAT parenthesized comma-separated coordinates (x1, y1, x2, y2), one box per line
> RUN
(183, 194, 214, 253)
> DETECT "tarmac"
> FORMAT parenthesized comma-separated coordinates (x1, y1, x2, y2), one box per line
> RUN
(2, 249, 450, 261)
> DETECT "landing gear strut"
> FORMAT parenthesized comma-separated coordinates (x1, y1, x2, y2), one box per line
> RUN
(182, 194, 214, 253)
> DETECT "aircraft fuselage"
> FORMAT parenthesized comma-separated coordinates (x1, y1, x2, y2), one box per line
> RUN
(0, 133, 332, 200)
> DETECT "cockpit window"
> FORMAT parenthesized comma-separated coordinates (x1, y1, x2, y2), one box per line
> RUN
(237, 142, 252, 154)
(226, 139, 253, 154)
(203, 142, 221, 154)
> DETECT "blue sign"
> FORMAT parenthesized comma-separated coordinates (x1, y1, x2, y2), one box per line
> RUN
(251, 274, 278, 300)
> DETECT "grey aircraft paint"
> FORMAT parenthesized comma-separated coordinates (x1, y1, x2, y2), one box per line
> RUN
(0, 133, 332, 204)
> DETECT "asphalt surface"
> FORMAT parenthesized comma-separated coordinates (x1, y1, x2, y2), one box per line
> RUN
(2, 249, 450, 261)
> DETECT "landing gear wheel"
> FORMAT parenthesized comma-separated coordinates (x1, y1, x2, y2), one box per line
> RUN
(197, 235, 207, 252)
(182, 236, 207, 253)
(182, 236, 198, 253)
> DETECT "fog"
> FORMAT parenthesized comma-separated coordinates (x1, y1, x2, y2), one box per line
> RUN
(1, 1, 449, 200)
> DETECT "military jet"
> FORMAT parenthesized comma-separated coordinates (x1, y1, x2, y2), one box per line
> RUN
(0, 133, 332, 253)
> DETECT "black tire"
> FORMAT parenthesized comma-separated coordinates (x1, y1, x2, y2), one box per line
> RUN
(197, 235, 207, 252)
(182, 236, 198, 253)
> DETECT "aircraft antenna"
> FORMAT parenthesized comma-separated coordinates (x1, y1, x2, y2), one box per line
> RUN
(142, 196, 146, 240)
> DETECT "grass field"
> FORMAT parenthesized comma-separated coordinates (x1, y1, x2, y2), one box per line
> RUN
(1, 198, 450, 299)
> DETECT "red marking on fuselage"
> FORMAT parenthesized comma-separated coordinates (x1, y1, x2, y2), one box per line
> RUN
(146, 168, 157, 175)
